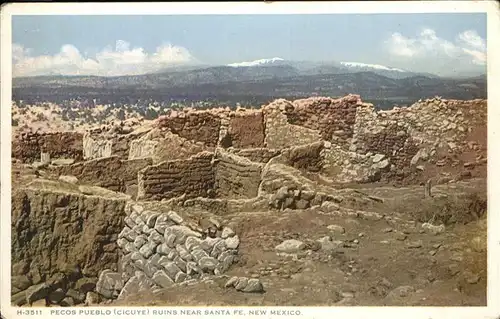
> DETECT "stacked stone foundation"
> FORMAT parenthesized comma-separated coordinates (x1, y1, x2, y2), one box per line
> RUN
(96, 204, 240, 301)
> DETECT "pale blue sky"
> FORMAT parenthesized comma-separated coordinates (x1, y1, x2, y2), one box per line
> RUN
(12, 14, 487, 77)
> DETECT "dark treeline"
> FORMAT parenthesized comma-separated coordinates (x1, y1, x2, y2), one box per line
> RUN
(12, 72, 487, 110)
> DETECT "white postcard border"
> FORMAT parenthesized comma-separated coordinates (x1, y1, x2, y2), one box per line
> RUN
(1, 2, 499, 319)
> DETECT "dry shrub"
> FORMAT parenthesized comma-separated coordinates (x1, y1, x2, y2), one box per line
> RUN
(392, 191, 487, 225)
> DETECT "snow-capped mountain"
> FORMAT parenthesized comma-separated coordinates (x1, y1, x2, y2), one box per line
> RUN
(340, 61, 405, 73)
(338, 61, 439, 79)
(227, 57, 285, 67)
(224, 58, 436, 79)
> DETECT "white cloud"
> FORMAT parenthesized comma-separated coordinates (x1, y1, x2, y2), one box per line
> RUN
(12, 40, 195, 77)
(385, 28, 486, 69)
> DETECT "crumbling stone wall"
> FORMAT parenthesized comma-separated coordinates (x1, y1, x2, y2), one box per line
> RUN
(83, 135, 112, 160)
(16, 96, 485, 187)
(128, 139, 158, 160)
(157, 111, 221, 147)
(147, 130, 208, 164)
(11, 182, 128, 306)
(95, 204, 239, 301)
(278, 142, 324, 173)
(227, 111, 265, 148)
(56, 156, 152, 197)
(259, 163, 344, 210)
(137, 152, 215, 201)
(214, 150, 263, 199)
(112, 135, 133, 159)
(12, 131, 84, 163)
(259, 163, 317, 195)
(285, 95, 359, 142)
(263, 99, 321, 149)
(321, 97, 487, 183)
(321, 148, 391, 183)
(84, 128, 139, 160)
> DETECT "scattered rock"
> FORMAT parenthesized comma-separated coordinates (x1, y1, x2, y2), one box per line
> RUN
(12, 291, 27, 306)
(388, 285, 415, 298)
(168, 225, 202, 244)
(305, 240, 322, 251)
(221, 227, 235, 239)
(275, 239, 306, 254)
(185, 236, 203, 251)
(48, 288, 65, 304)
(12, 275, 32, 293)
(235, 277, 249, 291)
(25, 283, 50, 304)
(372, 154, 385, 163)
(199, 257, 218, 273)
(411, 149, 429, 166)
(175, 272, 187, 283)
(154, 215, 170, 234)
(421, 223, 445, 235)
(152, 270, 174, 288)
(407, 240, 423, 249)
(373, 159, 390, 170)
(317, 236, 343, 252)
(167, 211, 184, 224)
(66, 288, 86, 304)
(225, 235, 240, 249)
(242, 279, 265, 293)
(338, 288, 354, 297)
(291, 198, 308, 210)
(96, 270, 123, 299)
(395, 233, 407, 241)
(60, 297, 75, 307)
(75, 277, 97, 294)
(379, 277, 393, 289)
(327, 224, 345, 234)
(46, 273, 67, 291)
(85, 291, 101, 306)
(200, 237, 221, 252)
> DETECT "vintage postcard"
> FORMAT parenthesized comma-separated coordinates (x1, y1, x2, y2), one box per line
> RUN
(1, 2, 499, 319)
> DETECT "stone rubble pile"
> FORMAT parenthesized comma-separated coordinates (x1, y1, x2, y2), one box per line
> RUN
(11, 272, 101, 307)
(269, 185, 343, 211)
(96, 204, 240, 301)
(224, 276, 265, 293)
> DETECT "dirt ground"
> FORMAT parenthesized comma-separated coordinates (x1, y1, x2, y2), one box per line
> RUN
(12, 160, 487, 307)
(111, 179, 487, 307)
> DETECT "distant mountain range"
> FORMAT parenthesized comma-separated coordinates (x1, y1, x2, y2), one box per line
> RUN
(12, 58, 486, 108)
(224, 58, 440, 80)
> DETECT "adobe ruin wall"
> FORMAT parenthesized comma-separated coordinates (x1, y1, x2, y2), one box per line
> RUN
(13, 131, 84, 163)
(136, 152, 215, 201)
(12, 95, 487, 185)
(55, 156, 152, 198)
(214, 150, 263, 199)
